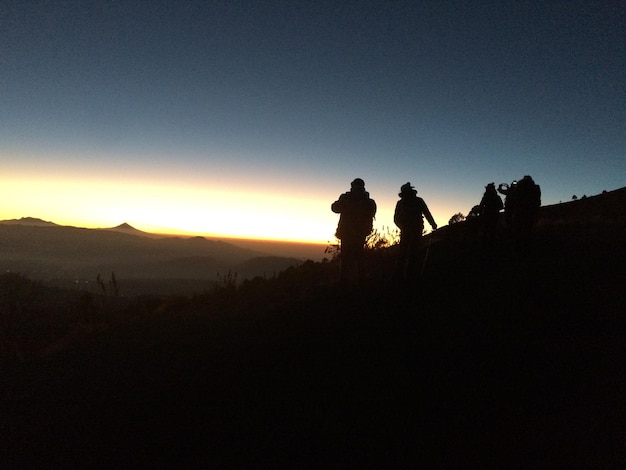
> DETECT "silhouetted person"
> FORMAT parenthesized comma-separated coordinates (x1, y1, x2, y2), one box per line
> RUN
(498, 180, 518, 230)
(508, 175, 541, 254)
(331, 178, 377, 283)
(393, 182, 437, 280)
(479, 182, 503, 247)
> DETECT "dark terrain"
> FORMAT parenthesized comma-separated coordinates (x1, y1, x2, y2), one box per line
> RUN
(1, 189, 625, 468)
(0, 220, 315, 296)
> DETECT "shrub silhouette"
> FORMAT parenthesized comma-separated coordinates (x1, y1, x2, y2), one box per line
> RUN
(448, 212, 466, 224)
(96, 272, 119, 296)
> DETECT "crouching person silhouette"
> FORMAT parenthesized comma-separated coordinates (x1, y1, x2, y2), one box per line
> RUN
(331, 178, 377, 284)
(394, 182, 437, 281)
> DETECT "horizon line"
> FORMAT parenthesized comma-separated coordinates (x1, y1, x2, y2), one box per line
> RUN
(0, 216, 330, 245)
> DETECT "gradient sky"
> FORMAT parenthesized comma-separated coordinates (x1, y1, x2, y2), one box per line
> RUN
(2, 1, 624, 243)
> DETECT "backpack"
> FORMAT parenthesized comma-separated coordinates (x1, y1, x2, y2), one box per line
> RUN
(334, 192, 376, 239)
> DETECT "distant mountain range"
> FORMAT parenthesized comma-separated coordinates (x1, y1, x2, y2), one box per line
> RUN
(0, 218, 308, 294)
(0, 216, 59, 226)
(1, 218, 159, 236)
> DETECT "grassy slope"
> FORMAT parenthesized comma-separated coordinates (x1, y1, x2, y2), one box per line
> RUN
(1, 190, 625, 468)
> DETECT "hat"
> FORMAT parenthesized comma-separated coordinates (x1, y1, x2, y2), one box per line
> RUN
(351, 178, 365, 189)
(399, 182, 417, 196)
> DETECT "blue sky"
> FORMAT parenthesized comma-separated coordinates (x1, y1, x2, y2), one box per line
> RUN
(1, 1, 624, 242)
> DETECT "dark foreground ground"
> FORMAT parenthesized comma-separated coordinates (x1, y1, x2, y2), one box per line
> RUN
(1, 214, 625, 468)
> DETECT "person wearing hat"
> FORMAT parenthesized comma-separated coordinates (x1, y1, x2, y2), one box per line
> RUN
(331, 178, 377, 283)
(393, 182, 437, 280)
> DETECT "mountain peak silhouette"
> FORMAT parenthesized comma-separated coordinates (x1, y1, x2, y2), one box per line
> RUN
(113, 222, 137, 231)
(104, 222, 150, 236)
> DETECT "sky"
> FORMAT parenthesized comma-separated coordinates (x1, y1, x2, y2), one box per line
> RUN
(1, 0, 624, 243)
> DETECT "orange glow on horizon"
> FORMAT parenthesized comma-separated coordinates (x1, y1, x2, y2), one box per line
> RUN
(1, 163, 465, 244)
(1, 171, 338, 243)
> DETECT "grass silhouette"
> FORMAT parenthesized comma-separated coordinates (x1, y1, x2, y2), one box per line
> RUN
(1, 189, 625, 467)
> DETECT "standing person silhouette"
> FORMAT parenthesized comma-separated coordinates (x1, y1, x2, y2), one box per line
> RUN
(331, 178, 377, 284)
(497, 180, 517, 231)
(509, 175, 541, 254)
(479, 183, 503, 247)
(394, 182, 437, 280)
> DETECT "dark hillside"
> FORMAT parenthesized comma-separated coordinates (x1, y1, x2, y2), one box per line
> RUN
(0, 224, 282, 293)
(1, 190, 624, 467)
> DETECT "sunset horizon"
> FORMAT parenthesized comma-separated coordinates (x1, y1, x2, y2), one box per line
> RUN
(2, 2, 623, 244)
(2, 172, 623, 244)
(3, 181, 622, 247)
(2, 1, 622, 461)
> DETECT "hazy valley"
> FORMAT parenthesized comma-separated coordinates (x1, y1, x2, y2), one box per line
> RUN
(0, 219, 326, 295)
